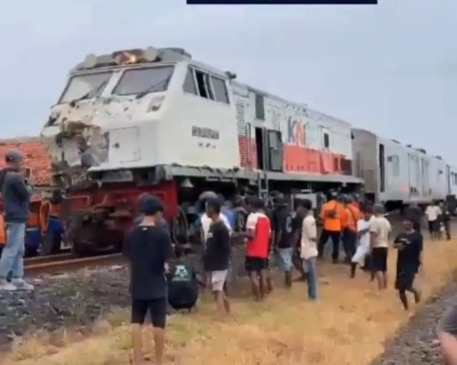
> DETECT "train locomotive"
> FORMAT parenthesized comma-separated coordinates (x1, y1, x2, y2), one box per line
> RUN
(40, 46, 363, 255)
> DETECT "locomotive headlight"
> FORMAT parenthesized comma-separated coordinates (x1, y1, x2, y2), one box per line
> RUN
(112, 47, 158, 65)
(127, 54, 138, 64)
(147, 96, 165, 112)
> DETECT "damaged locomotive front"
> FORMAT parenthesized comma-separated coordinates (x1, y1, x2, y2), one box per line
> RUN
(40, 47, 204, 254)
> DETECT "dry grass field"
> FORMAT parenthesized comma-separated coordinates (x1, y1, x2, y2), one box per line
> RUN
(4, 238, 457, 365)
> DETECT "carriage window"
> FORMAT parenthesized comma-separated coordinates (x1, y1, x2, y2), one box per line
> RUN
(323, 133, 330, 149)
(255, 93, 265, 120)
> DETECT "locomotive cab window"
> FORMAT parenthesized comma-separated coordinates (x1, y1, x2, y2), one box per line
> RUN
(183, 68, 197, 95)
(195, 70, 213, 99)
(183, 67, 229, 104)
(113, 66, 174, 96)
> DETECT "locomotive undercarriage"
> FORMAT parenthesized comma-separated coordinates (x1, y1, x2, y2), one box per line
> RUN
(56, 165, 361, 256)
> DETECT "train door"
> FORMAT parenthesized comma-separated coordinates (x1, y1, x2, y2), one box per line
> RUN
(255, 127, 265, 170)
(379, 143, 385, 193)
(420, 158, 425, 197)
(408, 154, 414, 198)
(407, 154, 419, 198)
(254, 127, 283, 199)
(254, 127, 283, 172)
(320, 126, 331, 150)
(421, 158, 430, 197)
(267, 130, 283, 172)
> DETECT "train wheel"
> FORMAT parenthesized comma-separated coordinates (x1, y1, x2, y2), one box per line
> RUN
(173, 206, 189, 244)
(26, 247, 39, 257)
(71, 241, 91, 257)
(41, 232, 62, 256)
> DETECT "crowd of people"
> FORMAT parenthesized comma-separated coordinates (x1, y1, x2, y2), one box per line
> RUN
(0, 149, 454, 364)
(123, 189, 453, 365)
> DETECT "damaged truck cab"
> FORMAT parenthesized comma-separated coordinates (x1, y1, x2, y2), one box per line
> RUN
(40, 46, 242, 254)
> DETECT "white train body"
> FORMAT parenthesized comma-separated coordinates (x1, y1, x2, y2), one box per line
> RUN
(447, 165, 457, 197)
(41, 47, 359, 187)
(39, 45, 452, 206)
(353, 128, 450, 204)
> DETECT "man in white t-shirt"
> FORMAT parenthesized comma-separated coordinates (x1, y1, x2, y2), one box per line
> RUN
(350, 206, 374, 278)
(370, 203, 392, 290)
(425, 202, 441, 240)
(296, 199, 318, 301)
(197, 191, 233, 245)
(201, 212, 232, 243)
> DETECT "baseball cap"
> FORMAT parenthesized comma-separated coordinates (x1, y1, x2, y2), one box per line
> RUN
(5, 150, 23, 163)
(138, 194, 164, 216)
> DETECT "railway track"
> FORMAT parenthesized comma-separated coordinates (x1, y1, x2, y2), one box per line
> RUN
(24, 253, 123, 276)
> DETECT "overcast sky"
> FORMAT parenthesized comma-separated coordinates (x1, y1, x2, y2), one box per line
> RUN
(1, 0, 456, 162)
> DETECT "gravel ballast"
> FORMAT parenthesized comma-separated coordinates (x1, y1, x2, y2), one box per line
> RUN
(371, 282, 457, 365)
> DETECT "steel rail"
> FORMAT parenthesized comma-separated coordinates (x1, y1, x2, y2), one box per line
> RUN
(25, 253, 123, 276)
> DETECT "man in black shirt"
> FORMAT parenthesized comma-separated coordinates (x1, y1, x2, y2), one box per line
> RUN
(393, 217, 422, 310)
(203, 198, 231, 314)
(291, 202, 306, 281)
(273, 196, 294, 287)
(123, 194, 174, 365)
(166, 245, 199, 312)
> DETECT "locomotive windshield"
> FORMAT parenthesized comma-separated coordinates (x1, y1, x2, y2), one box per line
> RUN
(59, 71, 113, 104)
(113, 65, 174, 96)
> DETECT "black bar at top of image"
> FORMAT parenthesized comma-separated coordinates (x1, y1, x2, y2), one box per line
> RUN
(187, 0, 377, 4)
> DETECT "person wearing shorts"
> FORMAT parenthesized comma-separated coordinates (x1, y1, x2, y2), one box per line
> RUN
(203, 198, 231, 314)
(393, 217, 422, 310)
(425, 202, 441, 240)
(369, 204, 392, 291)
(242, 197, 271, 301)
(123, 195, 174, 365)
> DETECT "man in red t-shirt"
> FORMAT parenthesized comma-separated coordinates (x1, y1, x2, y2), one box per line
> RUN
(243, 197, 271, 301)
